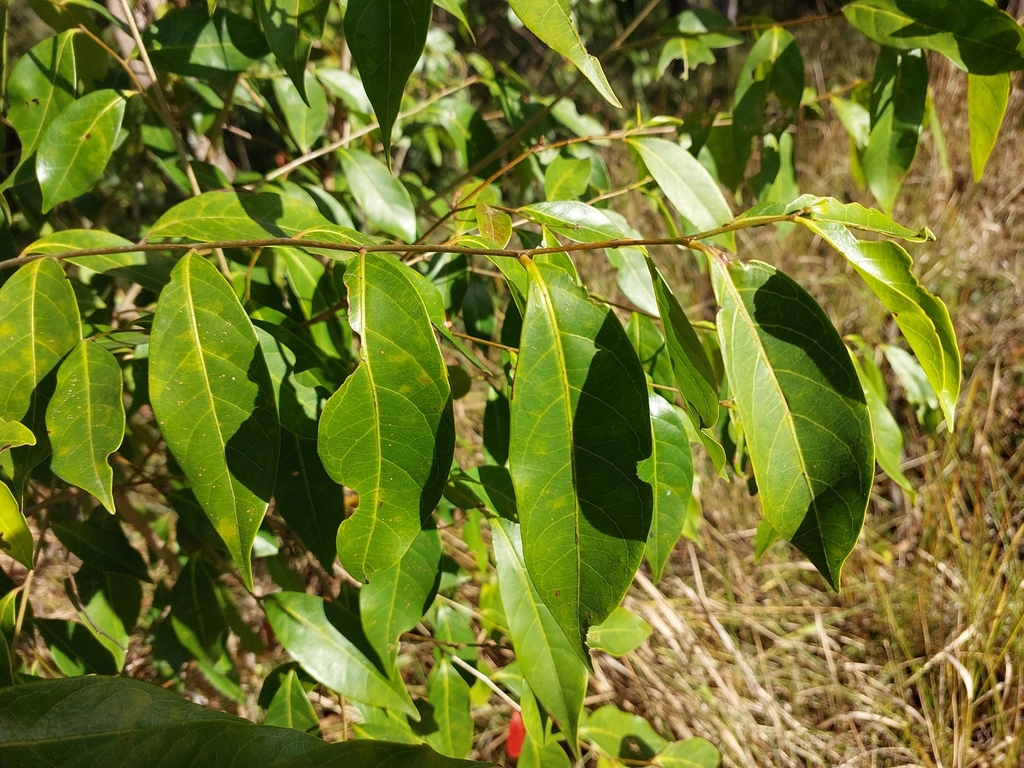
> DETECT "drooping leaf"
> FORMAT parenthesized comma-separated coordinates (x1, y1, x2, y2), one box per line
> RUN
(274, 433, 345, 568)
(46, 341, 124, 513)
(711, 257, 873, 588)
(579, 705, 667, 762)
(424, 658, 473, 759)
(318, 254, 453, 582)
(586, 607, 652, 657)
(259, 0, 329, 102)
(625, 314, 676, 399)
(263, 591, 417, 716)
(145, 8, 270, 80)
(343, 0, 433, 165)
(273, 73, 329, 153)
(803, 223, 959, 428)
(638, 396, 696, 582)
(265, 669, 320, 734)
(509, 259, 653, 663)
(491, 519, 587, 757)
(843, 0, 1024, 75)
(149, 253, 280, 590)
(0, 482, 33, 569)
(509, 0, 621, 107)
(339, 148, 418, 242)
(967, 73, 1010, 181)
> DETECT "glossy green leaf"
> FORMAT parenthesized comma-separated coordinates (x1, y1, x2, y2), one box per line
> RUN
(475, 203, 512, 249)
(0, 419, 36, 452)
(50, 511, 150, 582)
(24, 229, 141, 269)
(36, 89, 126, 212)
(863, 48, 927, 214)
(171, 556, 227, 658)
(263, 591, 417, 716)
(273, 73, 329, 153)
(0, 482, 33, 569)
(803, 223, 959, 428)
(629, 137, 734, 251)
(265, 669, 320, 734)
(843, 0, 1024, 75)
(318, 253, 453, 582)
(712, 257, 873, 588)
(145, 8, 270, 80)
(260, 0, 329, 102)
(509, 0, 620, 107)
(339, 148, 418, 242)
(586, 607, 652, 657)
(580, 705, 667, 762)
(360, 525, 442, 670)
(786, 195, 934, 242)
(491, 519, 587, 756)
(0, 258, 81, 425)
(968, 73, 1010, 181)
(274, 433, 345, 568)
(544, 156, 591, 201)
(150, 253, 280, 590)
(344, 0, 433, 165)
(46, 341, 124, 513)
(424, 658, 473, 759)
(639, 396, 695, 582)
(510, 259, 652, 662)
(656, 738, 721, 768)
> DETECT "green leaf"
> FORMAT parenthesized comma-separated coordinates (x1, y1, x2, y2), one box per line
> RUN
(318, 253, 453, 582)
(343, 0, 433, 165)
(491, 519, 587, 757)
(0, 419, 36, 452)
(733, 26, 804, 143)
(843, 0, 1024, 75)
(586, 607, 652, 657)
(0, 258, 81, 425)
(656, 738, 721, 768)
(580, 705, 667, 762)
(50, 511, 150, 582)
(544, 156, 591, 201)
(273, 73, 329, 153)
(339, 148, 418, 242)
(274, 742, 491, 768)
(883, 343, 941, 424)
(509, 0, 620, 107)
(639, 396, 695, 583)
(36, 89, 126, 212)
(424, 658, 473, 759)
(150, 253, 280, 590)
(657, 37, 717, 80)
(754, 518, 783, 561)
(260, 0, 329, 102)
(518, 732, 571, 768)
(265, 669, 320, 734)
(802, 223, 959, 428)
(263, 591, 417, 716)
(711, 257, 874, 588)
(968, 73, 1010, 181)
(625, 314, 675, 399)
(475, 203, 512, 249)
(863, 47, 927, 214)
(786, 195, 935, 241)
(37, 618, 119, 676)
(46, 341, 124, 513)
(0, 482, 33, 569)
(145, 8, 270, 80)
(510, 259, 652, 663)
(171, 556, 227, 658)
(360, 525, 442, 671)
(66, 567, 139, 673)
(628, 137, 734, 251)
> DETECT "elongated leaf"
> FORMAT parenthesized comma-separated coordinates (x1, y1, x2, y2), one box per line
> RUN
(24, 229, 141, 268)
(260, 0, 329, 102)
(733, 26, 803, 140)
(509, 0, 620, 107)
(274, 433, 345, 568)
(360, 526, 442, 671)
(711, 257, 873, 588)
(339, 148, 418, 242)
(264, 591, 417, 716)
(509, 260, 652, 662)
(46, 341, 124, 512)
(491, 519, 587, 756)
(586, 607, 652, 657)
(803, 223, 959, 428)
(625, 314, 675, 398)
(639, 396, 695, 582)
(265, 669, 320, 734)
(628, 137, 734, 251)
(843, 0, 1024, 75)
(863, 47, 927, 214)
(145, 8, 270, 80)
(37, 90, 126, 212)
(318, 253, 453, 582)
(171, 556, 227, 658)
(968, 73, 1010, 181)
(344, 0, 433, 165)
(0, 482, 33, 569)
(424, 658, 473, 759)
(785, 195, 934, 242)
(0, 258, 81, 425)
(150, 253, 280, 590)
(273, 73, 329, 153)
(0, 419, 36, 452)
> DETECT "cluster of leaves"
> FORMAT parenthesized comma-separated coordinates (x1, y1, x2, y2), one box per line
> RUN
(1, 0, 1021, 764)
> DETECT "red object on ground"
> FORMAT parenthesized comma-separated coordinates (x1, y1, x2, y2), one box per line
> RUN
(507, 709, 525, 760)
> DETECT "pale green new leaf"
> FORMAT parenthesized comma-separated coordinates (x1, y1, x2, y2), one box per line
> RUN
(46, 341, 124, 513)
(273, 73, 329, 153)
(509, 0, 621, 107)
(265, 669, 320, 734)
(804, 222, 959, 428)
(0, 482, 33, 569)
(586, 607, 652, 657)
(476, 203, 512, 249)
(344, 0, 433, 164)
(711, 257, 873, 588)
(968, 73, 1010, 181)
(491, 519, 587, 756)
(263, 591, 417, 716)
(0, 418, 36, 452)
(639, 396, 695, 583)
(317, 253, 454, 582)
(425, 658, 473, 759)
(259, 0, 330, 102)
(37, 89, 126, 212)
(339, 148, 418, 242)
(149, 253, 280, 590)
